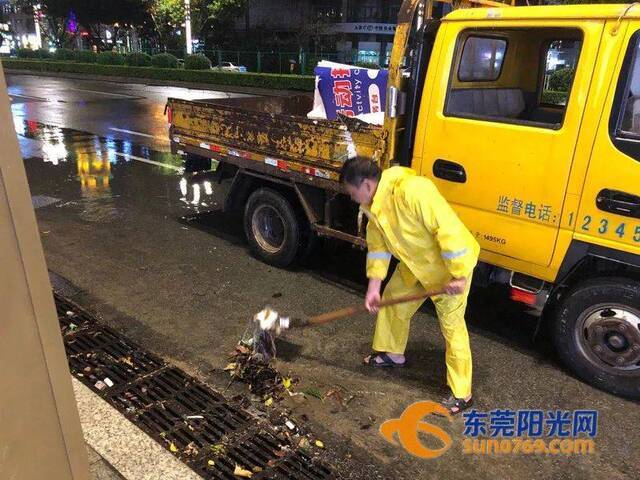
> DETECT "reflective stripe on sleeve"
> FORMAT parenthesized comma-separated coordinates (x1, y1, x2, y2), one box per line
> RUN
(367, 251, 392, 261)
(441, 248, 468, 260)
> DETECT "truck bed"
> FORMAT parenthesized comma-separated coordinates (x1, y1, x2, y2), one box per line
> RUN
(168, 95, 386, 183)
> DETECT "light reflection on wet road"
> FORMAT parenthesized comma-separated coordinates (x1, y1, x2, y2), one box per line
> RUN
(8, 74, 250, 150)
(9, 74, 246, 222)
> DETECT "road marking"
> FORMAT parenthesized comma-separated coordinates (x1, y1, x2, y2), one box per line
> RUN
(109, 127, 158, 139)
(9, 93, 48, 102)
(31, 195, 61, 209)
(113, 151, 182, 172)
(72, 88, 139, 98)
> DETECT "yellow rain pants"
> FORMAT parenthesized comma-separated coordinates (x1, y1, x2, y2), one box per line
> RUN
(362, 166, 479, 399)
(372, 263, 473, 399)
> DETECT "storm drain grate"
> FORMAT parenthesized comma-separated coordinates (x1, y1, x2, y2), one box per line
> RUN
(54, 293, 334, 479)
(275, 451, 334, 480)
(65, 325, 165, 392)
(194, 431, 283, 479)
(56, 296, 95, 332)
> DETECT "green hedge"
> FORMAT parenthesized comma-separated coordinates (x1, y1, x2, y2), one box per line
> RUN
(76, 51, 97, 63)
(1, 59, 314, 91)
(354, 61, 379, 69)
(151, 53, 178, 69)
(17, 48, 38, 59)
(126, 52, 152, 67)
(184, 53, 211, 70)
(541, 90, 568, 106)
(34, 49, 51, 59)
(97, 51, 125, 65)
(548, 68, 574, 92)
(54, 48, 74, 61)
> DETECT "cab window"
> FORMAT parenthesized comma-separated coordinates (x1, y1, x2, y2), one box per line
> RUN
(540, 39, 581, 107)
(458, 36, 507, 81)
(611, 30, 640, 161)
(444, 28, 583, 129)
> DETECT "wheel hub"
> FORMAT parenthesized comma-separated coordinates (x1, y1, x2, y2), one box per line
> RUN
(584, 308, 640, 369)
(251, 204, 285, 254)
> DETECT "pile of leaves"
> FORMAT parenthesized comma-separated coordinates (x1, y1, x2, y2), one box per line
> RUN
(223, 343, 297, 401)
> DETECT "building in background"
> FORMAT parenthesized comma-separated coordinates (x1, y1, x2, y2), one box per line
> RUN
(233, 0, 408, 66)
(0, 0, 40, 53)
(231, 1, 456, 67)
(0, 0, 141, 54)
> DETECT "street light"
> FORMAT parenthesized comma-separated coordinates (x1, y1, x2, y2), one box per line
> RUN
(185, 0, 192, 55)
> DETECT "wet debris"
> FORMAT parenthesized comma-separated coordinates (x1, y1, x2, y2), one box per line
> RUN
(324, 386, 355, 412)
(183, 442, 199, 457)
(302, 387, 323, 400)
(224, 343, 298, 400)
(360, 415, 377, 430)
(120, 356, 135, 367)
(233, 464, 253, 477)
(220, 344, 332, 467)
(210, 444, 226, 456)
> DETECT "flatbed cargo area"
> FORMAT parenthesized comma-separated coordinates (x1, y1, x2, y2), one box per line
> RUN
(168, 95, 387, 183)
(190, 94, 314, 116)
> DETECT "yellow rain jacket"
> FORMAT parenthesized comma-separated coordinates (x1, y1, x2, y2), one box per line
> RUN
(362, 166, 480, 399)
(363, 166, 479, 286)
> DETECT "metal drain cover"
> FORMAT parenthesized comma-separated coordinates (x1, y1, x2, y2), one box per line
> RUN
(54, 293, 334, 479)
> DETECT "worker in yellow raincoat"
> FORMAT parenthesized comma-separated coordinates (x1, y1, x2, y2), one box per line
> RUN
(340, 157, 480, 415)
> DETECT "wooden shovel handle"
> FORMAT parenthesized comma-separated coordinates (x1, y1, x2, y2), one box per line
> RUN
(307, 289, 445, 326)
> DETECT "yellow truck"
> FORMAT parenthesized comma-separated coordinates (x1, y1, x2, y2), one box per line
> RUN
(167, 1, 640, 398)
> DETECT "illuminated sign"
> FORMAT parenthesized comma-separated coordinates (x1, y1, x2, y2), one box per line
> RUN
(328, 23, 396, 35)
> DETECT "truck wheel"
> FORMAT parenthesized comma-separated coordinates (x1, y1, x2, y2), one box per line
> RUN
(553, 277, 640, 399)
(244, 188, 300, 267)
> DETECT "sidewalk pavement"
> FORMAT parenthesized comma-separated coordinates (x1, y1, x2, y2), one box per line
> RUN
(86, 444, 125, 480)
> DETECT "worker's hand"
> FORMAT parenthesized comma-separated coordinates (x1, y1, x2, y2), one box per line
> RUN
(445, 277, 467, 295)
(365, 279, 382, 314)
(365, 290, 381, 314)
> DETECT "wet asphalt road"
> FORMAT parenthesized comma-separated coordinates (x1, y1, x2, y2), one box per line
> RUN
(8, 72, 640, 480)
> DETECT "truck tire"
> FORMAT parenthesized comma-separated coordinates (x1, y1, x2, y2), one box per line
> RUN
(553, 277, 640, 399)
(244, 188, 300, 267)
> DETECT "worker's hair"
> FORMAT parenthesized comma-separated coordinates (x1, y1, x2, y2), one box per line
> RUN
(339, 157, 381, 186)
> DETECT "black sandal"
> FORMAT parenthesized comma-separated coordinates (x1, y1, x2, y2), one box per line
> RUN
(439, 394, 473, 416)
(363, 352, 406, 368)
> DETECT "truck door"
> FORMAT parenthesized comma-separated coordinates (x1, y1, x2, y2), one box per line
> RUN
(417, 21, 604, 268)
(577, 20, 640, 254)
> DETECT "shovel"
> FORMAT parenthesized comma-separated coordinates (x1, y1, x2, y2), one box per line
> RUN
(288, 288, 446, 329)
(249, 288, 446, 362)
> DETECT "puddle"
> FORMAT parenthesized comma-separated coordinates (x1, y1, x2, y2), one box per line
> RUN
(13, 118, 188, 223)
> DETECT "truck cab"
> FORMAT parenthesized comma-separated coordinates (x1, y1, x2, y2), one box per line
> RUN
(413, 4, 640, 398)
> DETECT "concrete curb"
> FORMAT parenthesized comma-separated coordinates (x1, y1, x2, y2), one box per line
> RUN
(4, 68, 309, 98)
